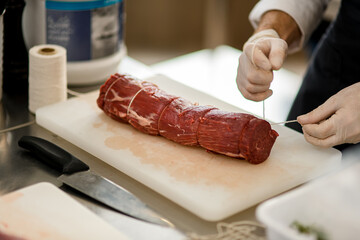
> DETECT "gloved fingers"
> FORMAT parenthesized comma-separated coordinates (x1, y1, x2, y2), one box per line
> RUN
(244, 42, 272, 71)
(268, 38, 288, 70)
(302, 104, 360, 147)
(297, 97, 337, 125)
(240, 64, 274, 88)
(244, 38, 287, 71)
(240, 87, 273, 102)
(245, 65, 273, 85)
(303, 131, 337, 148)
(236, 53, 273, 101)
(238, 29, 286, 102)
(299, 83, 360, 147)
(244, 81, 272, 94)
(302, 117, 337, 140)
(237, 53, 273, 86)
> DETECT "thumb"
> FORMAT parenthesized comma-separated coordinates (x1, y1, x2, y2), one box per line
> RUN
(268, 38, 288, 70)
(244, 41, 273, 71)
(297, 99, 336, 125)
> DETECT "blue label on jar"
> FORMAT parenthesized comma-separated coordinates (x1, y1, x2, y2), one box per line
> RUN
(46, 0, 121, 11)
(46, 0, 124, 62)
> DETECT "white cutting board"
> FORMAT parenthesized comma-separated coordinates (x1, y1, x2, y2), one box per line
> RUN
(36, 75, 341, 221)
(0, 182, 128, 240)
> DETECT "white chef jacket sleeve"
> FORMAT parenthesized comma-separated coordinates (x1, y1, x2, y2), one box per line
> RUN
(249, 0, 331, 53)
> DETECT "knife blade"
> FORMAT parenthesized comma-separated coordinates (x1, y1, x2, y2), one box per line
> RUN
(18, 136, 171, 227)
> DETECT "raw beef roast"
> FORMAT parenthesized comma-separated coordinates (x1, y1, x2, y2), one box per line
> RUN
(97, 73, 279, 164)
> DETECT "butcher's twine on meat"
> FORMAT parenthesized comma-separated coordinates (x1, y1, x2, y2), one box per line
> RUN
(126, 86, 153, 117)
(187, 221, 266, 240)
(28, 44, 67, 114)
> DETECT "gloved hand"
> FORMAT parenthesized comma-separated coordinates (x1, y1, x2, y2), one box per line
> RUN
(236, 29, 288, 101)
(298, 82, 360, 147)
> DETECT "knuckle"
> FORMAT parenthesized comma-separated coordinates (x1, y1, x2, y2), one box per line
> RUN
(240, 88, 258, 101)
(246, 71, 257, 81)
(247, 71, 263, 84)
(322, 124, 333, 135)
(257, 40, 269, 50)
(244, 82, 256, 93)
(326, 95, 338, 107)
(313, 128, 326, 138)
(252, 93, 265, 102)
(241, 89, 251, 99)
(278, 39, 288, 50)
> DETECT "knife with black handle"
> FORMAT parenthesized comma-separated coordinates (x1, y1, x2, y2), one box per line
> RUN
(18, 135, 171, 227)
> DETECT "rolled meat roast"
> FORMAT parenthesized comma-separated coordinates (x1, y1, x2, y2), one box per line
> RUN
(97, 73, 279, 164)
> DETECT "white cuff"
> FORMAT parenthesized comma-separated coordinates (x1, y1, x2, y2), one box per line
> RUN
(249, 0, 330, 53)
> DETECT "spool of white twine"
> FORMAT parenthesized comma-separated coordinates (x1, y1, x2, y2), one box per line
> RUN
(29, 44, 67, 114)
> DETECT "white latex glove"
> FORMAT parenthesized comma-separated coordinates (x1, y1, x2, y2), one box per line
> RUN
(236, 29, 288, 101)
(298, 82, 360, 147)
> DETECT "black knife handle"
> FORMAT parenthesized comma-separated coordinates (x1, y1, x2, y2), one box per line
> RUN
(18, 136, 89, 174)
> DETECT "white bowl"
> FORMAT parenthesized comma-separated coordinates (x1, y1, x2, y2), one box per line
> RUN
(256, 161, 360, 240)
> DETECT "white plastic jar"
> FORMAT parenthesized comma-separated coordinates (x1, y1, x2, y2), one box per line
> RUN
(23, 0, 126, 85)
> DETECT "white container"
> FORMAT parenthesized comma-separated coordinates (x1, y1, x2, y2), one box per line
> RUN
(256, 161, 360, 240)
(23, 0, 126, 85)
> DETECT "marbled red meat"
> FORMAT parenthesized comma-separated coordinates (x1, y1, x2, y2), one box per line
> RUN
(97, 73, 279, 164)
(127, 86, 177, 135)
(197, 110, 256, 159)
(97, 73, 157, 123)
(0, 230, 26, 240)
(159, 98, 216, 146)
